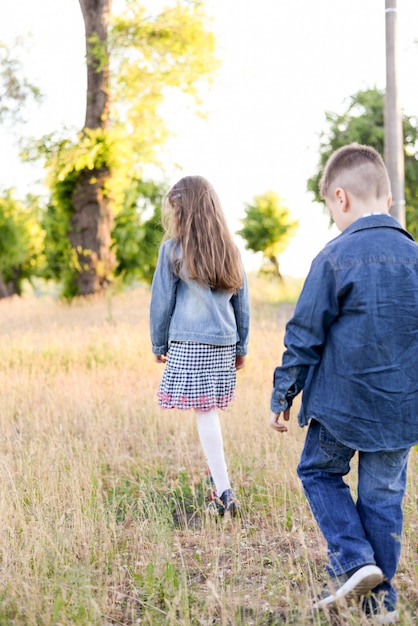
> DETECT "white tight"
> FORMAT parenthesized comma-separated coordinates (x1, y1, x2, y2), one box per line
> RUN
(195, 408, 231, 497)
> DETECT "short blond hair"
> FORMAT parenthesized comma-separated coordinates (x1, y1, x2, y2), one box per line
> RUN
(320, 143, 391, 201)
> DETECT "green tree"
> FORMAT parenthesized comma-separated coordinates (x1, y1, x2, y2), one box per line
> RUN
(37, 0, 218, 297)
(237, 191, 298, 278)
(307, 87, 418, 239)
(0, 190, 44, 298)
(0, 40, 43, 296)
(0, 39, 41, 124)
(112, 178, 166, 285)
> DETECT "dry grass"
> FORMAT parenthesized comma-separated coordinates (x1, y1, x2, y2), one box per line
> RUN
(0, 278, 416, 625)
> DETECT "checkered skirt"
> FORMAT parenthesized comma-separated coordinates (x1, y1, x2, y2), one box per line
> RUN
(157, 342, 236, 411)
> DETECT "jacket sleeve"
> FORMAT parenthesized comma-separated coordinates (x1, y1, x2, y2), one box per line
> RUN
(270, 251, 339, 413)
(231, 271, 250, 355)
(150, 242, 179, 354)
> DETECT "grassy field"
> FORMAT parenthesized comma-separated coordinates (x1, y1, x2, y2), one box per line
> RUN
(0, 277, 416, 625)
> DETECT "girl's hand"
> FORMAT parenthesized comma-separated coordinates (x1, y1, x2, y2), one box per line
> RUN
(269, 409, 290, 433)
(235, 355, 246, 370)
(154, 354, 167, 363)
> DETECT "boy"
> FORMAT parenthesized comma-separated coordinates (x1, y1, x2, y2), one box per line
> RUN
(269, 144, 418, 624)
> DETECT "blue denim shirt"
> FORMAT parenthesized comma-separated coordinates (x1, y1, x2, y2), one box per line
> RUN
(150, 239, 250, 355)
(271, 214, 418, 451)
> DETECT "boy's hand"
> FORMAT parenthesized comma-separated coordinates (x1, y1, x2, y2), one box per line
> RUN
(269, 408, 290, 433)
(235, 355, 246, 370)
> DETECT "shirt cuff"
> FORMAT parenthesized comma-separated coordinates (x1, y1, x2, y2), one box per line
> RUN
(270, 389, 291, 413)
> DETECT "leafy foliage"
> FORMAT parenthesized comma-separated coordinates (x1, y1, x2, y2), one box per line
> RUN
(0, 41, 43, 297)
(237, 191, 298, 277)
(307, 88, 418, 239)
(0, 189, 44, 295)
(37, 128, 166, 294)
(112, 178, 166, 285)
(0, 39, 42, 124)
(39, 128, 128, 298)
(109, 0, 219, 166)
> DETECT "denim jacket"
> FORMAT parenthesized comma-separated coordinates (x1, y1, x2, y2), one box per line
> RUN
(150, 239, 250, 356)
(271, 214, 418, 451)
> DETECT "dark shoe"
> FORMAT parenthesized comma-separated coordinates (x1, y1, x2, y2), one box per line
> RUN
(216, 488, 238, 517)
(313, 565, 385, 610)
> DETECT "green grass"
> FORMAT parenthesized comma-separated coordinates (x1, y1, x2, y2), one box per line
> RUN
(0, 280, 416, 625)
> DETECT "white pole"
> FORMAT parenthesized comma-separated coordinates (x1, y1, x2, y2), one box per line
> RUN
(384, 0, 405, 227)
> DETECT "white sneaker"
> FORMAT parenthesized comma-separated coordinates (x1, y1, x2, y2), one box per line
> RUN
(374, 610, 400, 624)
(313, 565, 385, 609)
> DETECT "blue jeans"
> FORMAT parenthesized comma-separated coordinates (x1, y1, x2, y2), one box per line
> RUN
(297, 419, 410, 609)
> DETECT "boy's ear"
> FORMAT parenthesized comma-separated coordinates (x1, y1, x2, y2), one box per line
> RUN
(335, 187, 349, 211)
(387, 193, 392, 210)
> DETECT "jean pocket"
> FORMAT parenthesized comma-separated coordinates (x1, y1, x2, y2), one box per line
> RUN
(318, 423, 354, 470)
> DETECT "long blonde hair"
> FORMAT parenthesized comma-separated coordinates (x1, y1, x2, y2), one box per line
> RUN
(162, 175, 243, 292)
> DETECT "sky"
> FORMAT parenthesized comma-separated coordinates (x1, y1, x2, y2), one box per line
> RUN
(0, 0, 417, 276)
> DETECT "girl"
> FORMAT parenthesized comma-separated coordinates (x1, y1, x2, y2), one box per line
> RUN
(150, 175, 250, 516)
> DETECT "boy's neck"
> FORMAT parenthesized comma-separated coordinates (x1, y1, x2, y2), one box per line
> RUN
(348, 195, 390, 224)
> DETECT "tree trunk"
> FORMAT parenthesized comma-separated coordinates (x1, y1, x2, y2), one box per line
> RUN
(79, 0, 112, 129)
(268, 255, 283, 281)
(75, 0, 114, 295)
(70, 166, 114, 295)
(0, 271, 21, 299)
(0, 274, 11, 298)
